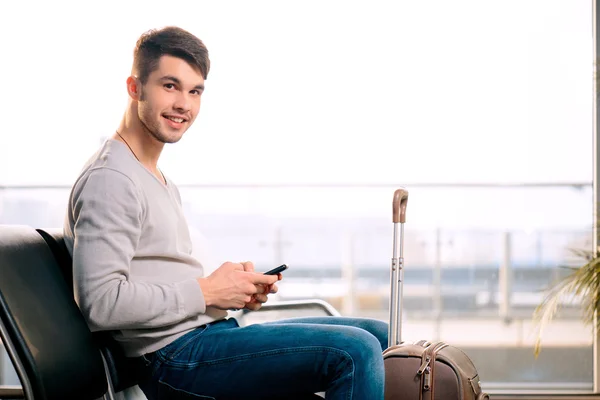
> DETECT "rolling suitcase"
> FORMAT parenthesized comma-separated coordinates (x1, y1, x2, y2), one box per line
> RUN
(383, 188, 489, 400)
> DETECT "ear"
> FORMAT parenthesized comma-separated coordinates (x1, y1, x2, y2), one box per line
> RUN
(126, 76, 142, 100)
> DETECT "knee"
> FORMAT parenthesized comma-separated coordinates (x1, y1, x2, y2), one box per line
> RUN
(343, 328, 385, 368)
(356, 319, 389, 351)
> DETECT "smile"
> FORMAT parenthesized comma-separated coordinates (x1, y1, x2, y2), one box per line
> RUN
(165, 116, 185, 123)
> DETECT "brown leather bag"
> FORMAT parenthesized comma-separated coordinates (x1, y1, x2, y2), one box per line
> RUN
(383, 189, 489, 400)
(383, 340, 489, 400)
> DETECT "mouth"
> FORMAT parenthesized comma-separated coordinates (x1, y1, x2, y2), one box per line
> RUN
(163, 115, 187, 124)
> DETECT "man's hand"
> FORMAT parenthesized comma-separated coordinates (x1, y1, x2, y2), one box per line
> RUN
(197, 261, 279, 310)
(240, 261, 281, 311)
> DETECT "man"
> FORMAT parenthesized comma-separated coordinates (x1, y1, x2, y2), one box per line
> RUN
(64, 26, 387, 399)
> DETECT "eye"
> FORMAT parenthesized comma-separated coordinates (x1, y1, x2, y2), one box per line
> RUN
(190, 89, 202, 96)
(164, 83, 176, 90)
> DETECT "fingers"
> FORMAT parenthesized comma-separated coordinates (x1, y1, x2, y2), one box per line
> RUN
(228, 297, 249, 310)
(245, 302, 262, 311)
(236, 274, 271, 296)
(223, 261, 245, 272)
(249, 273, 279, 286)
(253, 293, 268, 304)
(215, 262, 280, 310)
(241, 261, 254, 272)
(268, 283, 279, 294)
(249, 282, 282, 295)
(249, 284, 277, 295)
(244, 293, 268, 311)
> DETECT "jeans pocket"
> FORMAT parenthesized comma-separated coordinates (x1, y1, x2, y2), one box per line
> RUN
(157, 379, 216, 399)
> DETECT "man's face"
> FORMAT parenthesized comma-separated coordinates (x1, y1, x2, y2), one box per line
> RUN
(137, 55, 205, 144)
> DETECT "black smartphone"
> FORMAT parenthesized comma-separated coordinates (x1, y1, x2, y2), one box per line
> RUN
(263, 264, 288, 275)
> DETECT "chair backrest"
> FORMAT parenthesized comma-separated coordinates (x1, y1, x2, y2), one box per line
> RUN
(0, 225, 108, 400)
(36, 228, 142, 393)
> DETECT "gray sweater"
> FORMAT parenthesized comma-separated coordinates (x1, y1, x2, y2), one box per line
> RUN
(64, 139, 226, 357)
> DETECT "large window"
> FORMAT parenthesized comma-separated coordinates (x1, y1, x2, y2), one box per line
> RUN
(0, 0, 594, 395)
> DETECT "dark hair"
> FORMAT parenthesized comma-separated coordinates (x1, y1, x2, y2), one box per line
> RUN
(132, 26, 210, 83)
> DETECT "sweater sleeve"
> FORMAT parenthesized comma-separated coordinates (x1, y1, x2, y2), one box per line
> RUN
(70, 167, 206, 331)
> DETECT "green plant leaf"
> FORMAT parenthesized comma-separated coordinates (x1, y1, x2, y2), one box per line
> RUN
(533, 249, 600, 357)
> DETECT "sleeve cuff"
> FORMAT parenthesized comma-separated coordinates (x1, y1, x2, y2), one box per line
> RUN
(176, 278, 206, 315)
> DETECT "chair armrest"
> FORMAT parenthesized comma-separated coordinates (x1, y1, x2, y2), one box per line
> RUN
(235, 299, 341, 326)
(250, 299, 341, 316)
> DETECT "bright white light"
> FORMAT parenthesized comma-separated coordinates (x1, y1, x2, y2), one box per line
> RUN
(0, 0, 592, 189)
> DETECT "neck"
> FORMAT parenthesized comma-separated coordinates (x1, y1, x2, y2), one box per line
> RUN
(116, 108, 165, 169)
(114, 108, 167, 185)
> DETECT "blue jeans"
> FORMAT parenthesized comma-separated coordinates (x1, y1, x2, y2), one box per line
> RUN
(137, 316, 388, 399)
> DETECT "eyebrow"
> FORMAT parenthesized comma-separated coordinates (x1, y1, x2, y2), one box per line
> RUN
(160, 75, 205, 91)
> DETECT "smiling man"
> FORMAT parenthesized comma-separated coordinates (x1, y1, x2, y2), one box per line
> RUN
(64, 26, 388, 400)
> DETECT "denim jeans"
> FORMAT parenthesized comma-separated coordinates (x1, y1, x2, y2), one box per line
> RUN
(137, 316, 388, 400)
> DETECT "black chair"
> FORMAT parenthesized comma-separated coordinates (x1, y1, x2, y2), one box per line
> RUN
(36, 228, 143, 396)
(0, 225, 108, 399)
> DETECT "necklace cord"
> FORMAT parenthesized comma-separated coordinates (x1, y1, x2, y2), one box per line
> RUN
(116, 131, 140, 161)
(115, 131, 166, 184)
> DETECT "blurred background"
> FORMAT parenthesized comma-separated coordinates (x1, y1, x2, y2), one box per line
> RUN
(0, 0, 594, 394)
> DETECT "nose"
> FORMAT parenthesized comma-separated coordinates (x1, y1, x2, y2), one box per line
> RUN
(173, 92, 191, 112)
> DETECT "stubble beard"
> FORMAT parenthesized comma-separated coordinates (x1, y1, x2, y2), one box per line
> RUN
(140, 117, 181, 144)
(138, 104, 183, 145)
(138, 87, 185, 144)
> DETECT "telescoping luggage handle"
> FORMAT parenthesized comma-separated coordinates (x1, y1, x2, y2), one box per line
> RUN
(389, 188, 409, 347)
